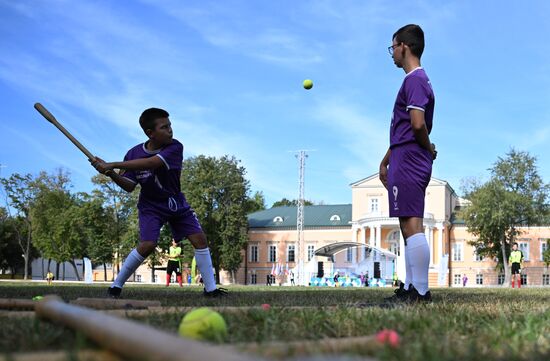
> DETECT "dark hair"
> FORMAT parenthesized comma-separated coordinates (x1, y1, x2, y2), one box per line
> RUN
(393, 24, 425, 58)
(139, 108, 169, 132)
(513, 242, 518, 246)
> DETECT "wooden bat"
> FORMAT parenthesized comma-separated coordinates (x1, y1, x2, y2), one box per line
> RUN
(34, 103, 95, 160)
(35, 296, 259, 361)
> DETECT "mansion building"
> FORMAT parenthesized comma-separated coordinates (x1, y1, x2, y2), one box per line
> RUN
(236, 174, 550, 287)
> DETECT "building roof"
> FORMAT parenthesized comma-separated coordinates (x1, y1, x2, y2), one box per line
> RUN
(248, 204, 352, 229)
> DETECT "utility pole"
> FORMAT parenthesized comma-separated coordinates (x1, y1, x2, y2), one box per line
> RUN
(295, 151, 308, 286)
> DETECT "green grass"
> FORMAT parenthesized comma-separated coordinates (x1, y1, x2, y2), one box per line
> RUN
(0, 283, 549, 360)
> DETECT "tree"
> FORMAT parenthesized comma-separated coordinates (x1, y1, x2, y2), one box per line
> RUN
(245, 191, 267, 213)
(32, 187, 89, 280)
(91, 174, 138, 280)
(271, 198, 314, 208)
(1, 173, 43, 279)
(543, 239, 550, 268)
(461, 149, 549, 285)
(0, 208, 27, 276)
(78, 194, 113, 281)
(180, 155, 250, 283)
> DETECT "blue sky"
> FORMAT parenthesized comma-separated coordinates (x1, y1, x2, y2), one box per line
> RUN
(1, 0, 549, 207)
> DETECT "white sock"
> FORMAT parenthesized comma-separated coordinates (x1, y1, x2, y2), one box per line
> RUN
(195, 248, 216, 292)
(406, 233, 430, 295)
(112, 249, 145, 289)
(404, 248, 413, 291)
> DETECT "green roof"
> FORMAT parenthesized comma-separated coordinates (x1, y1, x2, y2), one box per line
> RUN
(247, 204, 352, 229)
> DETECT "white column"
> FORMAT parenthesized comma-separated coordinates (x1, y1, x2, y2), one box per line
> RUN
(376, 225, 382, 248)
(369, 226, 374, 246)
(352, 226, 358, 243)
(437, 223, 443, 265)
(425, 226, 433, 267)
(396, 231, 406, 282)
(359, 227, 365, 244)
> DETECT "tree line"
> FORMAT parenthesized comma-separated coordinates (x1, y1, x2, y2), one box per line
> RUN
(460, 149, 550, 284)
(0, 155, 266, 282)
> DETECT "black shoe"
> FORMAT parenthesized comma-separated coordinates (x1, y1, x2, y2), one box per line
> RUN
(203, 287, 228, 298)
(407, 286, 432, 303)
(384, 282, 411, 303)
(107, 286, 122, 299)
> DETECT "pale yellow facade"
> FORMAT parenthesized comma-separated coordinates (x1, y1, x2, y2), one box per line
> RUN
(234, 174, 550, 287)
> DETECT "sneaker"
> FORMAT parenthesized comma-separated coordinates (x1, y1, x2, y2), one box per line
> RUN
(406, 286, 432, 303)
(383, 282, 411, 303)
(107, 286, 122, 299)
(203, 287, 228, 298)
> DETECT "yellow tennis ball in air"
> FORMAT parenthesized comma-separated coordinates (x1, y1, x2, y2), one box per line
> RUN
(178, 307, 227, 342)
(303, 79, 313, 90)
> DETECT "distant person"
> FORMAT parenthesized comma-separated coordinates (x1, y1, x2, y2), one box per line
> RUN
(393, 272, 399, 287)
(462, 275, 468, 287)
(333, 272, 340, 287)
(91, 108, 226, 298)
(166, 239, 183, 287)
(290, 271, 295, 286)
(509, 242, 524, 288)
(46, 271, 54, 285)
(380, 24, 436, 303)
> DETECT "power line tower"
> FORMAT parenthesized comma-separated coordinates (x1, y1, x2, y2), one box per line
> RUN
(295, 150, 308, 285)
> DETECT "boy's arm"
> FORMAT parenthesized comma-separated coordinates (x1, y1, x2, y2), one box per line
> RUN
(94, 156, 165, 173)
(90, 157, 137, 193)
(379, 148, 391, 190)
(410, 109, 437, 160)
(105, 169, 137, 193)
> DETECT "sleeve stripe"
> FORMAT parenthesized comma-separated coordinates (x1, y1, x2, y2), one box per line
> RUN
(157, 154, 170, 170)
(407, 105, 425, 112)
(123, 176, 137, 184)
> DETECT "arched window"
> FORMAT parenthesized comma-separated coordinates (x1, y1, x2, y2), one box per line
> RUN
(330, 215, 341, 221)
(273, 216, 283, 223)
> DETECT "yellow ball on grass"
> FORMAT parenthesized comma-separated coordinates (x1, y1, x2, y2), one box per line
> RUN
(178, 307, 227, 342)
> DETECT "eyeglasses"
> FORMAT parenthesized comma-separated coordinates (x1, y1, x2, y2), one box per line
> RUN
(387, 43, 402, 55)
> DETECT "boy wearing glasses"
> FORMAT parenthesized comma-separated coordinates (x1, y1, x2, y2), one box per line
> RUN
(380, 24, 436, 303)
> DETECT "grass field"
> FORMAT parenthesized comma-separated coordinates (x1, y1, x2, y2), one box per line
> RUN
(0, 282, 549, 360)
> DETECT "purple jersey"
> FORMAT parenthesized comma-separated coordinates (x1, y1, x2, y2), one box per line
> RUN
(121, 139, 185, 204)
(390, 67, 434, 148)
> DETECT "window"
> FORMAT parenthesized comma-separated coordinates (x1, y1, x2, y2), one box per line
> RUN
(476, 273, 483, 285)
(287, 244, 295, 262)
(540, 240, 549, 261)
(346, 247, 353, 262)
(136, 275, 142, 282)
(543, 274, 550, 286)
(498, 274, 505, 285)
(250, 273, 257, 285)
(330, 215, 341, 221)
(307, 245, 315, 261)
(370, 198, 379, 212)
(453, 274, 461, 285)
(520, 274, 527, 286)
(389, 242, 399, 256)
(269, 245, 277, 263)
(519, 242, 529, 261)
(249, 245, 258, 263)
(273, 216, 283, 223)
(452, 243, 463, 261)
(474, 249, 483, 261)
